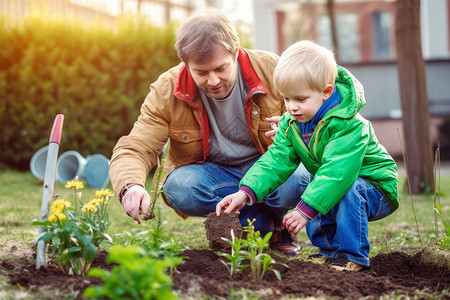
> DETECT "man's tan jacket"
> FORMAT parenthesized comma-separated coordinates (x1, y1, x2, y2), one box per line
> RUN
(109, 48, 285, 215)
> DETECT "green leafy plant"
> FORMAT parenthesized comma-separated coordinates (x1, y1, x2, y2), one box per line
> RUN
(142, 212, 186, 276)
(32, 180, 112, 276)
(217, 219, 287, 281)
(144, 148, 169, 221)
(434, 204, 450, 249)
(83, 245, 181, 300)
(113, 228, 152, 246)
(114, 211, 186, 276)
(435, 204, 450, 235)
(240, 219, 287, 281)
(216, 229, 245, 278)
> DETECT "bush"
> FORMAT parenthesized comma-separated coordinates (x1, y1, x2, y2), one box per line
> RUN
(0, 13, 179, 170)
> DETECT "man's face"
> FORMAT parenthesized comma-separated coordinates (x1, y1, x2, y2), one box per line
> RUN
(187, 47, 238, 100)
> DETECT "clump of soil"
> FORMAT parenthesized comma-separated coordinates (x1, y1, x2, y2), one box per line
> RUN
(204, 212, 243, 251)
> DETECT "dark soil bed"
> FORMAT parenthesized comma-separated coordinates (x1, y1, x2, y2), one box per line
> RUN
(1, 248, 449, 299)
(173, 248, 450, 299)
(1, 213, 449, 299)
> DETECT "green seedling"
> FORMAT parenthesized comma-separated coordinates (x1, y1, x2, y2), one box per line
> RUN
(435, 204, 450, 236)
(217, 219, 288, 281)
(144, 149, 168, 221)
(84, 245, 180, 300)
(240, 219, 287, 281)
(114, 228, 151, 246)
(115, 212, 187, 276)
(145, 213, 187, 276)
(217, 229, 245, 278)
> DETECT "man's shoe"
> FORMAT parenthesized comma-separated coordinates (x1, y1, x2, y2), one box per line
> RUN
(331, 254, 363, 272)
(269, 227, 301, 256)
(307, 253, 333, 264)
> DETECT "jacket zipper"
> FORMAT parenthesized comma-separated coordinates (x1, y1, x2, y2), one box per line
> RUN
(312, 120, 324, 156)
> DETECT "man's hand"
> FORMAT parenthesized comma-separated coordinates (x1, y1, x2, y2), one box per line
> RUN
(216, 190, 249, 216)
(283, 210, 308, 234)
(265, 116, 281, 139)
(121, 185, 150, 224)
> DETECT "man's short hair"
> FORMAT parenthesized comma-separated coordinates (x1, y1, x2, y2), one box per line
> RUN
(175, 8, 240, 65)
(273, 40, 338, 94)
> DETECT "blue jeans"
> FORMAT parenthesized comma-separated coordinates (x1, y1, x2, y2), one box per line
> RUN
(164, 161, 310, 236)
(305, 176, 395, 266)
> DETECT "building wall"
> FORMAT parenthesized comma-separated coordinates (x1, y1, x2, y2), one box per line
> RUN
(343, 59, 450, 119)
(371, 117, 444, 159)
(257, 0, 450, 61)
(253, 0, 450, 158)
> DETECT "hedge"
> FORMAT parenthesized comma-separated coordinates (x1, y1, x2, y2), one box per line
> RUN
(0, 14, 179, 170)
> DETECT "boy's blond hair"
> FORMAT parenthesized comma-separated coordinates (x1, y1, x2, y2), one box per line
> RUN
(175, 8, 240, 65)
(274, 40, 338, 94)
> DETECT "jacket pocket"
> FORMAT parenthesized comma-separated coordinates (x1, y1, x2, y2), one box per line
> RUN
(169, 127, 203, 162)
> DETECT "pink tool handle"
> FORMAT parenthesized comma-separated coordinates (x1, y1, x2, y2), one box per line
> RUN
(49, 114, 64, 144)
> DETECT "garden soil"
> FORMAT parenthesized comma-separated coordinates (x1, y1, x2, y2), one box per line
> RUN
(1, 213, 449, 299)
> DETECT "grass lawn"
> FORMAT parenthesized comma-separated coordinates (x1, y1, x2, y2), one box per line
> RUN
(0, 167, 449, 261)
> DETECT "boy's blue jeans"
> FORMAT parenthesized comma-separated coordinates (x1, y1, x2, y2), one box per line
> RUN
(164, 161, 310, 236)
(305, 175, 395, 267)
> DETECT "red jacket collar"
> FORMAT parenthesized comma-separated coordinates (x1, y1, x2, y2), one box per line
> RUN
(173, 48, 268, 102)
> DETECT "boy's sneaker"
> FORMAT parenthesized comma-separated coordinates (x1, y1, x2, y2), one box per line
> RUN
(331, 254, 363, 272)
(307, 253, 333, 264)
(269, 227, 301, 256)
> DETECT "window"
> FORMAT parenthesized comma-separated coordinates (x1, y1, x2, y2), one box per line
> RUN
(373, 11, 391, 60)
(317, 13, 360, 62)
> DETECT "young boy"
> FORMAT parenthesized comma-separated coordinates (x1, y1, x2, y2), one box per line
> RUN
(216, 40, 399, 271)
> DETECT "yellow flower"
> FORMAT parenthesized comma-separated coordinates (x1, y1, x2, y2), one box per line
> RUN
(88, 198, 103, 206)
(65, 180, 84, 189)
(95, 188, 113, 198)
(48, 214, 58, 223)
(82, 203, 98, 213)
(56, 212, 67, 221)
(48, 212, 67, 222)
(50, 199, 71, 213)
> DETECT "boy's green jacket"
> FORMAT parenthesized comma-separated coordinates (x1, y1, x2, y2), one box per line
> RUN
(240, 66, 399, 214)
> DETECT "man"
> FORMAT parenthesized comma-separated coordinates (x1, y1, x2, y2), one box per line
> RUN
(109, 8, 307, 256)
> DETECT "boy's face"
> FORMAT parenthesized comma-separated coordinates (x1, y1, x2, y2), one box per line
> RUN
(187, 46, 238, 100)
(281, 81, 333, 123)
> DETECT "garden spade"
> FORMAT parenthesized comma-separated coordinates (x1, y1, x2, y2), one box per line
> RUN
(36, 114, 64, 269)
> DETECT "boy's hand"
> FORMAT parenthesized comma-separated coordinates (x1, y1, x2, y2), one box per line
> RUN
(283, 210, 308, 234)
(216, 191, 249, 216)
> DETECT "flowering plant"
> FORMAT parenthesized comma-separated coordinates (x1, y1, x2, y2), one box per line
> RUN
(33, 180, 112, 276)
